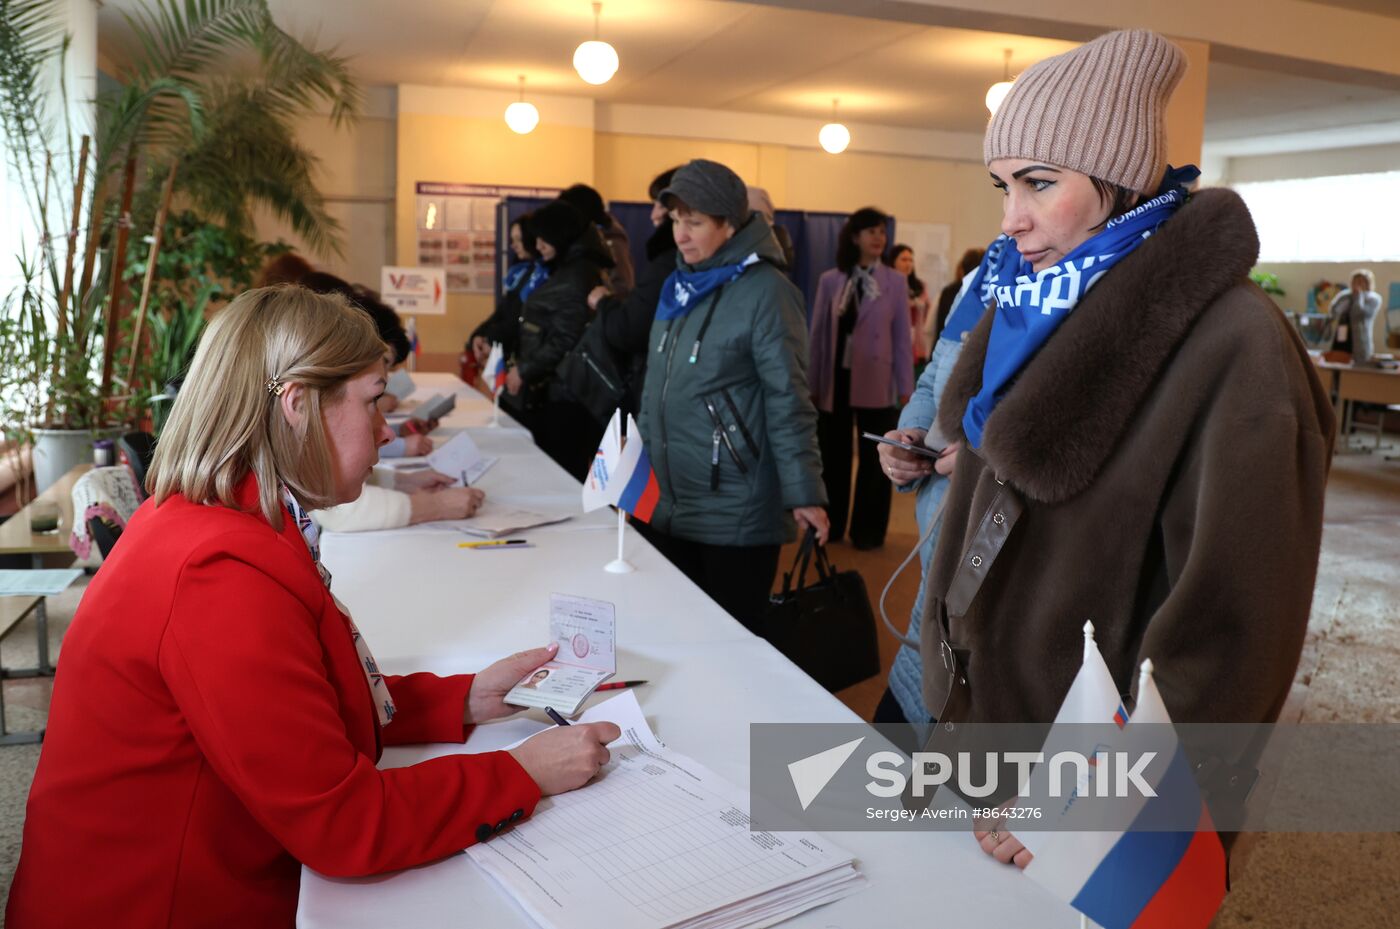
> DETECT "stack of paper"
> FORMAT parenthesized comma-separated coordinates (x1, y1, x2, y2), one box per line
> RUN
(468, 692, 866, 929)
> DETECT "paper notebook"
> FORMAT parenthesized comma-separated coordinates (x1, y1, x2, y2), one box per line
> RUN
(385, 369, 416, 401)
(411, 392, 455, 422)
(469, 691, 866, 929)
(426, 431, 496, 486)
(505, 594, 615, 716)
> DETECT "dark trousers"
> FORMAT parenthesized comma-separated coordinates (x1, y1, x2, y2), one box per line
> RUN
(817, 390, 898, 548)
(641, 528, 780, 633)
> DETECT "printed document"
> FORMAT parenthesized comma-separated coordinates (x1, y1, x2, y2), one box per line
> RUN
(469, 691, 866, 929)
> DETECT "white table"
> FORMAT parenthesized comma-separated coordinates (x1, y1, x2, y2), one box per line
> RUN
(298, 374, 1080, 928)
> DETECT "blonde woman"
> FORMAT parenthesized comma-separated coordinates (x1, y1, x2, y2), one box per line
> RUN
(8, 287, 619, 928)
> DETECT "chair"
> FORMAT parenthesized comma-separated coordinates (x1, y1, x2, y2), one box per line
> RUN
(117, 431, 157, 501)
(68, 466, 143, 562)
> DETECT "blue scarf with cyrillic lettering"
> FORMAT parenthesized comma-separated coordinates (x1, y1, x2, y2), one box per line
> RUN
(939, 234, 1019, 345)
(504, 260, 549, 302)
(656, 253, 759, 321)
(963, 166, 1198, 449)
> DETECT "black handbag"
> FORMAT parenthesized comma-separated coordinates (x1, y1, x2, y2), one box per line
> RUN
(760, 528, 882, 693)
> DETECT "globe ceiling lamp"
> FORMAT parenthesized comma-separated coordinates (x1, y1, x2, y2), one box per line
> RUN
(819, 98, 850, 155)
(504, 74, 539, 134)
(985, 48, 1014, 115)
(573, 2, 619, 86)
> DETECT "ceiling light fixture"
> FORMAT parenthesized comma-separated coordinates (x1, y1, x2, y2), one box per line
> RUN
(504, 74, 540, 134)
(573, 2, 619, 86)
(818, 98, 850, 155)
(985, 48, 1014, 115)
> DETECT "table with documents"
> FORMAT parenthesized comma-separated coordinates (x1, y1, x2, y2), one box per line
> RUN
(297, 373, 1079, 929)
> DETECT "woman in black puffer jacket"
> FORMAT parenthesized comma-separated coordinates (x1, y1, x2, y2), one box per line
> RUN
(502, 200, 613, 466)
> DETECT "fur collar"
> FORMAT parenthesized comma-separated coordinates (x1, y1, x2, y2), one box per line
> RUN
(937, 187, 1260, 504)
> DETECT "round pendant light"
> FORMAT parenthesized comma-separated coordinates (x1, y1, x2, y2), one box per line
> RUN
(573, 2, 619, 86)
(819, 98, 850, 154)
(504, 75, 539, 134)
(985, 49, 1014, 115)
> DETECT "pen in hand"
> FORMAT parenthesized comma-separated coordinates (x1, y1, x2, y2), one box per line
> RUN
(544, 707, 571, 727)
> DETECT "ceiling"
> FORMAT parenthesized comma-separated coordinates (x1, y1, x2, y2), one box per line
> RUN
(1206, 61, 1400, 141)
(1302, 0, 1400, 18)
(97, 0, 1400, 144)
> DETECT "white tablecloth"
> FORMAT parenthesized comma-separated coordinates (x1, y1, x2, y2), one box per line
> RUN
(298, 373, 1079, 928)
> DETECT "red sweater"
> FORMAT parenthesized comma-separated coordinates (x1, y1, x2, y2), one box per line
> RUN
(7, 475, 540, 928)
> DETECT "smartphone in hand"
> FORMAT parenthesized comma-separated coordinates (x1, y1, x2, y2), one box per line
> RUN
(861, 432, 944, 459)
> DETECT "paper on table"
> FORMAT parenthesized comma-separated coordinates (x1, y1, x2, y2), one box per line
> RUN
(426, 431, 497, 486)
(385, 369, 416, 401)
(453, 500, 570, 538)
(468, 690, 865, 929)
(412, 393, 456, 422)
(0, 568, 84, 596)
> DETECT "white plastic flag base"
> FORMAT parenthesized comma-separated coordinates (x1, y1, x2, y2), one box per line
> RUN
(489, 389, 502, 428)
(603, 509, 635, 573)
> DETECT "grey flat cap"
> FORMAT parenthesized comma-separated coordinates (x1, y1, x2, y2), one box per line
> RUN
(659, 159, 749, 228)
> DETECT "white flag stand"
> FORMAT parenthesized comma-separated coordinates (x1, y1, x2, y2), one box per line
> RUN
(603, 508, 635, 574)
(489, 388, 502, 427)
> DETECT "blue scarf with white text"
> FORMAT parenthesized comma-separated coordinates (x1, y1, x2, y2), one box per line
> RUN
(504, 260, 550, 302)
(962, 165, 1199, 448)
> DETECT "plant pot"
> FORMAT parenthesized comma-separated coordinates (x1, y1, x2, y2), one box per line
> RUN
(32, 427, 120, 494)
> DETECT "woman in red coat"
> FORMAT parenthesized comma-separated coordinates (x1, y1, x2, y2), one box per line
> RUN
(7, 287, 619, 928)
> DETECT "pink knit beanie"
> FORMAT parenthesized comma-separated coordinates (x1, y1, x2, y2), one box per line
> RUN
(984, 30, 1186, 194)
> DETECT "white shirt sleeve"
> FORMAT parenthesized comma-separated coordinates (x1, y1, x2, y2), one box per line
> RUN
(311, 483, 412, 533)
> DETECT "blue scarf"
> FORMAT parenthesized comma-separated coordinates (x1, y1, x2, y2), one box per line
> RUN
(963, 166, 1198, 449)
(940, 235, 1019, 345)
(504, 260, 549, 302)
(656, 253, 759, 321)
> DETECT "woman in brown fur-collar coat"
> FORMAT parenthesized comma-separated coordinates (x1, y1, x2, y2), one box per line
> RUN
(909, 31, 1335, 870)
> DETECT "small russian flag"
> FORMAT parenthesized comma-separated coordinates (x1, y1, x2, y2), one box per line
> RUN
(1114, 704, 1130, 728)
(605, 414, 659, 523)
(1025, 660, 1226, 929)
(483, 342, 507, 393)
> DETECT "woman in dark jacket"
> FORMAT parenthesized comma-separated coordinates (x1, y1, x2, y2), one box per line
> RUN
(637, 159, 828, 631)
(901, 31, 1333, 881)
(559, 183, 634, 299)
(503, 200, 612, 467)
(470, 213, 544, 368)
(552, 167, 681, 467)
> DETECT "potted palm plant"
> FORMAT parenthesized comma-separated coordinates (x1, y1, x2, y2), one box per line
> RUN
(1, 0, 358, 492)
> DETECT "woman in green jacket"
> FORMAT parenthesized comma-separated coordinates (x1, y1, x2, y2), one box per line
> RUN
(636, 159, 828, 631)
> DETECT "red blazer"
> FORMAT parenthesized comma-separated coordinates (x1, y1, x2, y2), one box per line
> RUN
(7, 475, 540, 928)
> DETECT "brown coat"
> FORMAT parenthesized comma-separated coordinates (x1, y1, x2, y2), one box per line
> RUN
(921, 188, 1334, 734)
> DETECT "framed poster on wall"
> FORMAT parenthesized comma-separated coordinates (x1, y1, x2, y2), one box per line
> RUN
(415, 182, 560, 293)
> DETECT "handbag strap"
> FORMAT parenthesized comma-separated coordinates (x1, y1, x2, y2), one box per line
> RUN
(780, 526, 817, 596)
(780, 527, 840, 598)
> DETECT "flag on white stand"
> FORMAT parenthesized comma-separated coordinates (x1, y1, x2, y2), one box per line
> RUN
(1008, 621, 1128, 857)
(583, 409, 623, 513)
(1025, 660, 1226, 929)
(483, 342, 507, 393)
